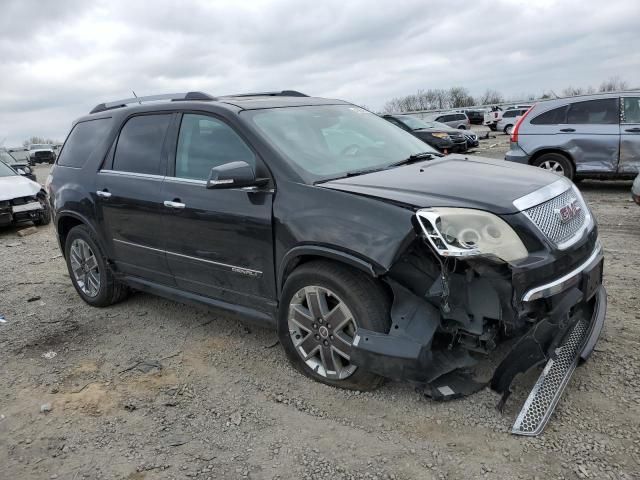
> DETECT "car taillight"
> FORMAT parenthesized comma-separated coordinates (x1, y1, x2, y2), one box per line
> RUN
(510, 105, 535, 143)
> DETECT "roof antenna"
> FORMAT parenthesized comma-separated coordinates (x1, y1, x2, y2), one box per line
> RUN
(132, 90, 141, 104)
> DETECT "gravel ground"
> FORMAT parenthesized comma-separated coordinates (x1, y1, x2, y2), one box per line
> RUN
(1, 154, 639, 480)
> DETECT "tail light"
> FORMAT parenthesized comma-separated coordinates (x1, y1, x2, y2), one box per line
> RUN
(510, 105, 535, 143)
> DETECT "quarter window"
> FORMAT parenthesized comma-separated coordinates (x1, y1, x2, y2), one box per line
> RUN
(113, 114, 172, 175)
(58, 118, 113, 168)
(566, 99, 619, 125)
(530, 106, 567, 125)
(623, 97, 640, 123)
(175, 114, 255, 181)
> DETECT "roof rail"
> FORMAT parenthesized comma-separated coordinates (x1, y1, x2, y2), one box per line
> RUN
(223, 90, 308, 98)
(89, 91, 216, 114)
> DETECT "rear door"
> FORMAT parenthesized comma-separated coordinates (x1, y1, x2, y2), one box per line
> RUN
(161, 112, 276, 311)
(96, 113, 174, 284)
(620, 96, 640, 174)
(561, 98, 620, 173)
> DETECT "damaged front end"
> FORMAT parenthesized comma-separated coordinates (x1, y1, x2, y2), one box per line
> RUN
(350, 190, 606, 436)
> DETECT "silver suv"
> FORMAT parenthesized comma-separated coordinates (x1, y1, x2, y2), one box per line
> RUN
(427, 112, 470, 129)
(505, 92, 640, 180)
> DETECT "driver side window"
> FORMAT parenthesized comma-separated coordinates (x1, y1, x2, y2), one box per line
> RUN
(175, 114, 255, 180)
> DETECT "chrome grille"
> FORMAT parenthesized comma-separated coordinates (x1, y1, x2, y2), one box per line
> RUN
(523, 188, 587, 245)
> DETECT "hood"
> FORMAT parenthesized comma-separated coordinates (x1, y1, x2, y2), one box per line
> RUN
(320, 154, 562, 215)
(0, 175, 42, 201)
(413, 127, 462, 136)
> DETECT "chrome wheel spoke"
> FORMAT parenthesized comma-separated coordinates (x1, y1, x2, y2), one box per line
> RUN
(325, 303, 349, 329)
(305, 289, 328, 319)
(290, 304, 314, 332)
(85, 255, 98, 271)
(320, 345, 338, 374)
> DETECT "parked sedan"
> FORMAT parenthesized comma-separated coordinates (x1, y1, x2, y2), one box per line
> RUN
(633, 173, 640, 205)
(0, 160, 51, 227)
(1, 150, 37, 181)
(383, 115, 467, 153)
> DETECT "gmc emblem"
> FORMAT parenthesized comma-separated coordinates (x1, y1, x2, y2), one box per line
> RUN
(554, 198, 581, 224)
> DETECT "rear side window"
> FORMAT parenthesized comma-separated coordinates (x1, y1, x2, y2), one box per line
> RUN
(503, 110, 518, 118)
(58, 118, 112, 168)
(531, 106, 568, 125)
(566, 99, 619, 125)
(113, 115, 172, 175)
(455, 114, 466, 121)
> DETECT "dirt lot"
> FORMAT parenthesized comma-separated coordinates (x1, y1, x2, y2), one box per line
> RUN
(1, 153, 639, 480)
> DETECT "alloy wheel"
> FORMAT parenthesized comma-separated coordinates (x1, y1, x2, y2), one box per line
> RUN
(288, 286, 358, 380)
(539, 160, 565, 176)
(69, 238, 101, 297)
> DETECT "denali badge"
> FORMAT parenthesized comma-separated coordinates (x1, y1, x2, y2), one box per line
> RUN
(554, 198, 581, 224)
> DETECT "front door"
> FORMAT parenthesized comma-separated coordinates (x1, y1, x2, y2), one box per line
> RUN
(620, 96, 640, 174)
(96, 113, 174, 285)
(161, 113, 276, 311)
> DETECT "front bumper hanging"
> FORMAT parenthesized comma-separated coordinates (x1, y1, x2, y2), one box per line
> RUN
(511, 285, 606, 435)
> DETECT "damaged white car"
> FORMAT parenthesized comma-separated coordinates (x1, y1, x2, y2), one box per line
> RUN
(0, 161, 51, 227)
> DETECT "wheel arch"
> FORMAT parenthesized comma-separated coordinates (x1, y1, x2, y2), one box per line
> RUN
(56, 211, 105, 259)
(528, 148, 575, 169)
(277, 246, 384, 297)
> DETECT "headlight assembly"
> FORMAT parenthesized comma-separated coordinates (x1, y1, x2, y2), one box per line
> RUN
(431, 132, 449, 139)
(416, 208, 528, 263)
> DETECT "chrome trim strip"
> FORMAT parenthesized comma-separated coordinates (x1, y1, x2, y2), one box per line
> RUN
(522, 241, 603, 302)
(513, 178, 571, 211)
(113, 238, 262, 277)
(164, 177, 207, 185)
(99, 170, 165, 181)
(114, 238, 164, 254)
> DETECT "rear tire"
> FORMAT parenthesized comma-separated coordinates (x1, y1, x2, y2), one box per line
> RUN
(64, 225, 128, 307)
(489, 124, 497, 132)
(278, 260, 391, 391)
(532, 152, 574, 179)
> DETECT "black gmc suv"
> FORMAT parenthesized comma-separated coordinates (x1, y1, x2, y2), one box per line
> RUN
(48, 91, 606, 435)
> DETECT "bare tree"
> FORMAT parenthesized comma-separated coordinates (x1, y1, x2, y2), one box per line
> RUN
(23, 136, 58, 147)
(599, 76, 629, 92)
(448, 87, 475, 108)
(479, 89, 504, 105)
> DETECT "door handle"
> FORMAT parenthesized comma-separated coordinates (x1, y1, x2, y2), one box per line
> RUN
(559, 128, 576, 132)
(625, 127, 640, 132)
(164, 200, 186, 209)
(96, 190, 111, 198)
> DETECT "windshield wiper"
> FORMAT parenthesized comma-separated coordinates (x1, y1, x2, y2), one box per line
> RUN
(387, 151, 441, 168)
(315, 152, 441, 185)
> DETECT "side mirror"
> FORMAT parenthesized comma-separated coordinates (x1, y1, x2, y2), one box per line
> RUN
(206, 161, 268, 189)
(17, 168, 26, 175)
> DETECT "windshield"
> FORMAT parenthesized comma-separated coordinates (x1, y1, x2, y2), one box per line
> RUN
(246, 105, 436, 182)
(0, 150, 18, 165)
(0, 160, 18, 177)
(30, 144, 49, 149)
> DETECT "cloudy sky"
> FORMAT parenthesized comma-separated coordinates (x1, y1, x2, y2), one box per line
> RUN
(1, 0, 638, 146)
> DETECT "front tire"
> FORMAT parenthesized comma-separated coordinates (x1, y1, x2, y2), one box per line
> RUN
(64, 225, 128, 307)
(504, 124, 513, 135)
(33, 196, 51, 226)
(278, 260, 390, 391)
